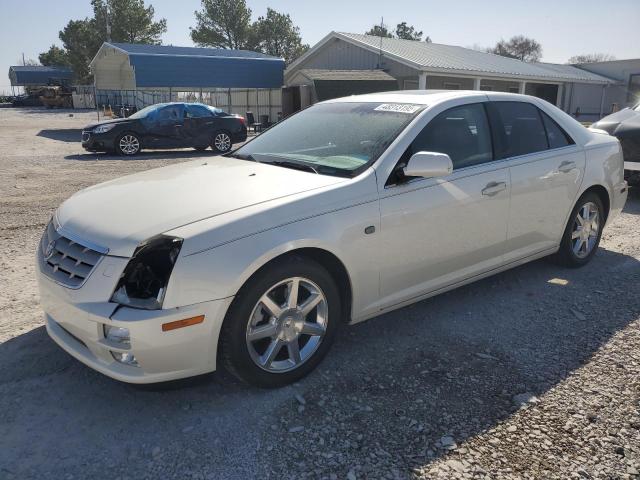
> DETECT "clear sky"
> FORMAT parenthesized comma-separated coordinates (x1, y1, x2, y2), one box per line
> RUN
(2, 0, 639, 93)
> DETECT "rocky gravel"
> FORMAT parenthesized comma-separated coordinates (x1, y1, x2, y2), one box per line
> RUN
(0, 107, 639, 479)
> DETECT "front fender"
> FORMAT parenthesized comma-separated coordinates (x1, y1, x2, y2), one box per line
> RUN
(162, 199, 381, 320)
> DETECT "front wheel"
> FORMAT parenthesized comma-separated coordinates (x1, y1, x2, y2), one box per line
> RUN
(116, 132, 141, 156)
(212, 131, 232, 153)
(553, 192, 605, 267)
(219, 256, 341, 388)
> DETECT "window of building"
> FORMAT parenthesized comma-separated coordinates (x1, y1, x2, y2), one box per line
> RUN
(403, 80, 419, 90)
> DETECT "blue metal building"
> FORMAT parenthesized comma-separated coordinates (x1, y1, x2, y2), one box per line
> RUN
(8, 65, 73, 86)
(90, 42, 284, 90)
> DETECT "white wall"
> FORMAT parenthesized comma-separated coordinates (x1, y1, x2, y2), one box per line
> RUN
(578, 59, 640, 109)
(565, 83, 606, 121)
(92, 46, 135, 90)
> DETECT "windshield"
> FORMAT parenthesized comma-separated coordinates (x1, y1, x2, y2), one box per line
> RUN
(232, 102, 423, 177)
(128, 103, 167, 120)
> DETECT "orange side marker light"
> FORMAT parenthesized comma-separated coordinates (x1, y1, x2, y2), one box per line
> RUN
(162, 315, 205, 332)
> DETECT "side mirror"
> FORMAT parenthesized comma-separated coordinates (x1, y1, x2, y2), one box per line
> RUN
(403, 152, 453, 179)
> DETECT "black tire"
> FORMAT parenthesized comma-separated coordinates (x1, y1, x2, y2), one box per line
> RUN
(219, 256, 341, 388)
(115, 132, 141, 156)
(553, 191, 605, 268)
(212, 130, 232, 153)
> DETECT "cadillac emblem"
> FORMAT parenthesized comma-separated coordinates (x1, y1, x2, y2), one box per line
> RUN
(44, 239, 57, 260)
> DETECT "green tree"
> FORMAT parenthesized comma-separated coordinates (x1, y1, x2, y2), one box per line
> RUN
(395, 22, 422, 41)
(489, 35, 542, 62)
(39, 45, 70, 67)
(59, 19, 100, 83)
(40, 0, 166, 83)
(190, 0, 253, 49)
(92, 0, 166, 44)
(251, 8, 309, 65)
(365, 24, 393, 38)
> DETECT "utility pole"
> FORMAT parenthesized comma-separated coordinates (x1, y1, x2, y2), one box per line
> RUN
(22, 53, 25, 66)
(106, 3, 112, 42)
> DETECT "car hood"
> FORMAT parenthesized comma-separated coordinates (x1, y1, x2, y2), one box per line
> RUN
(592, 108, 640, 134)
(83, 117, 132, 131)
(56, 157, 346, 257)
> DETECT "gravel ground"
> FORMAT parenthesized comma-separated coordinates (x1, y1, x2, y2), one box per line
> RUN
(0, 107, 639, 480)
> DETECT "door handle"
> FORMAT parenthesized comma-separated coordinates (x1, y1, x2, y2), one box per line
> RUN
(482, 181, 507, 196)
(558, 161, 576, 173)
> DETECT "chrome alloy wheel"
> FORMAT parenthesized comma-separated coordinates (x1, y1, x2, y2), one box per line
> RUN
(571, 201, 600, 258)
(214, 132, 231, 152)
(246, 277, 328, 373)
(119, 134, 140, 155)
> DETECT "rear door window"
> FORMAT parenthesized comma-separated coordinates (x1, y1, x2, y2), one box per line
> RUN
(541, 111, 575, 148)
(408, 103, 494, 170)
(185, 104, 213, 118)
(489, 101, 548, 158)
(157, 105, 183, 122)
(207, 106, 226, 116)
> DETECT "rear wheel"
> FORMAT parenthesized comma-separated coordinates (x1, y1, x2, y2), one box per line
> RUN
(116, 132, 141, 156)
(220, 256, 341, 388)
(212, 131, 232, 153)
(553, 192, 605, 267)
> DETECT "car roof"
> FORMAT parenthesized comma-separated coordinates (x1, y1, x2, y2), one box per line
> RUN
(322, 89, 594, 146)
(148, 102, 218, 108)
(323, 89, 538, 105)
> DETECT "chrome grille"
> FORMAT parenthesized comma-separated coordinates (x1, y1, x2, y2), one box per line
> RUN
(39, 221, 104, 288)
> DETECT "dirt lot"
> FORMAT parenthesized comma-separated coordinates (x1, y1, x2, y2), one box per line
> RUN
(0, 107, 639, 480)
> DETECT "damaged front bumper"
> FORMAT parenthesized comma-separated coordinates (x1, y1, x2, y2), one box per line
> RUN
(38, 253, 233, 384)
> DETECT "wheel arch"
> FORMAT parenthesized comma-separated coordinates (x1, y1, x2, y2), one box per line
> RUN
(235, 247, 354, 325)
(580, 184, 611, 223)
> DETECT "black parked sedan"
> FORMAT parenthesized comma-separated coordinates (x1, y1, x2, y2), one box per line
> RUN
(82, 102, 247, 155)
(591, 102, 640, 184)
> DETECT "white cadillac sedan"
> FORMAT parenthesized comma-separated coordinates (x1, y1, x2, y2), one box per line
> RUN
(38, 91, 628, 387)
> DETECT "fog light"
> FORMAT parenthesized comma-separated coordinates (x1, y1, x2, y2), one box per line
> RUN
(103, 324, 130, 346)
(111, 351, 139, 366)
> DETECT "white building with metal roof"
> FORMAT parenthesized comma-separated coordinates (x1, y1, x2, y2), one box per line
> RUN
(285, 32, 618, 121)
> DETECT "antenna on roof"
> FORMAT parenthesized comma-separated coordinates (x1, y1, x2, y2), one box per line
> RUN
(378, 17, 384, 69)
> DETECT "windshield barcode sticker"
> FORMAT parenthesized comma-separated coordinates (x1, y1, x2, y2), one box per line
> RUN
(374, 104, 422, 114)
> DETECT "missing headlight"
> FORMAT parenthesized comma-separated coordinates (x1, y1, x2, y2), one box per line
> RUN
(111, 235, 183, 310)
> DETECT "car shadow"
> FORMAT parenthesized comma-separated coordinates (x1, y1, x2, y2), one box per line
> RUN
(0, 247, 638, 479)
(14, 107, 95, 115)
(63, 149, 223, 161)
(36, 128, 82, 143)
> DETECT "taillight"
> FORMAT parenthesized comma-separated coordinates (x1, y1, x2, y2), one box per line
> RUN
(238, 115, 246, 125)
